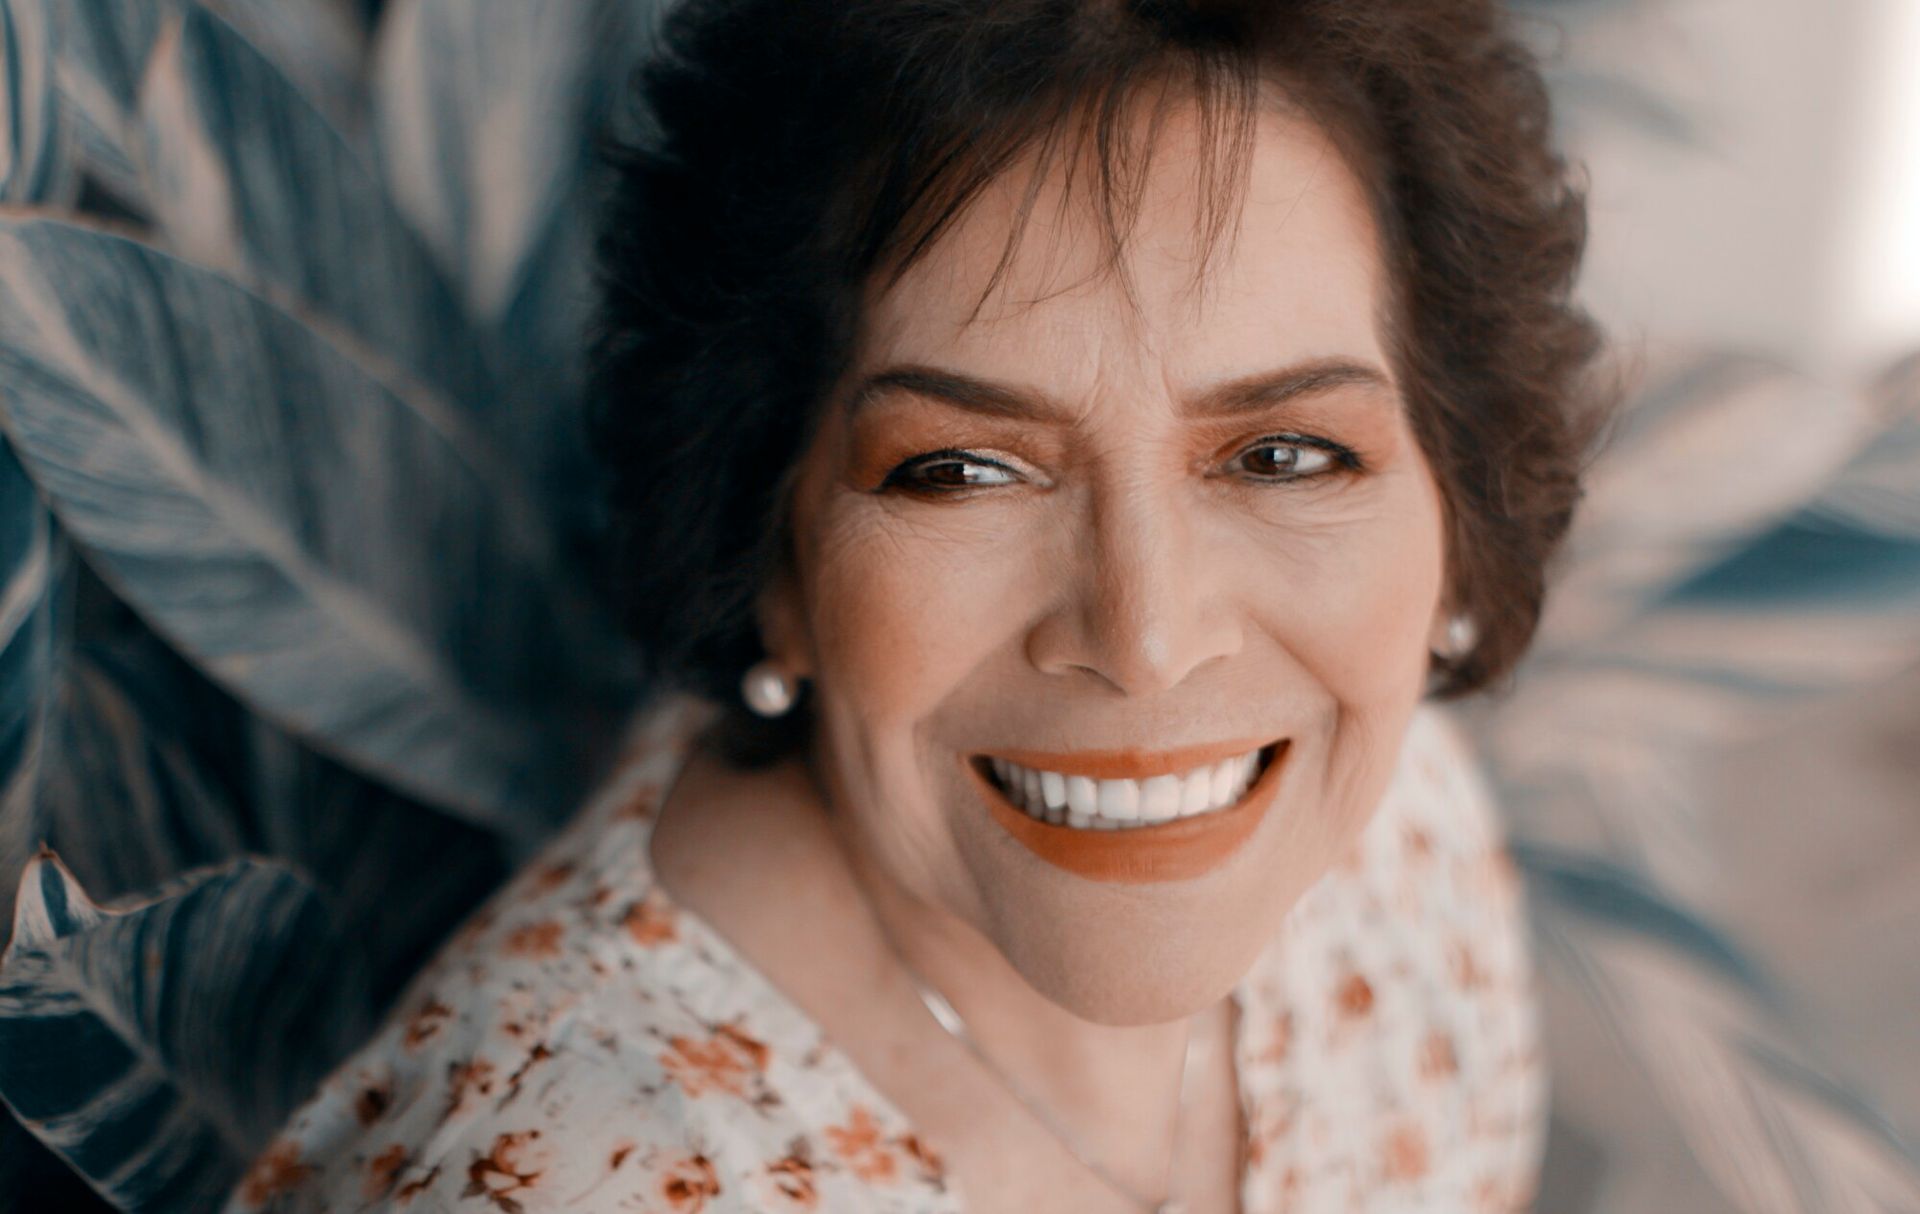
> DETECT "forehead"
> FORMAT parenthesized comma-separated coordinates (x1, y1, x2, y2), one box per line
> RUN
(855, 95, 1391, 388)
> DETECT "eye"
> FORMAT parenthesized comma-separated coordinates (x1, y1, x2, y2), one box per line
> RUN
(880, 448, 1021, 494)
(1223, 434, 1359, 483)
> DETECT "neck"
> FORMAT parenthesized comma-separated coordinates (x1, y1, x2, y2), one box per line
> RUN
(811, 752, 1203, 1167)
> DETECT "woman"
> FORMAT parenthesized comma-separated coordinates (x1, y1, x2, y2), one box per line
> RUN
(227, 0, 1606, 1210)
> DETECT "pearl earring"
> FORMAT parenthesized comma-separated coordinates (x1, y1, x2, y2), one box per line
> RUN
(741, 659, 799, 718)
(1440, 612, 1478, 660)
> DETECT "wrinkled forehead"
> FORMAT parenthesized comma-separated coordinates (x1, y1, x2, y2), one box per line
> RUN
(854, 94, 1394, 393)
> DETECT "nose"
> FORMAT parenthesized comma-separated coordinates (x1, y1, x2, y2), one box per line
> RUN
(1024, 477, 1244, 696)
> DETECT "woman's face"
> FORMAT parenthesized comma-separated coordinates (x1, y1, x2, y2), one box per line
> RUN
(763, 97, 1453, 1025)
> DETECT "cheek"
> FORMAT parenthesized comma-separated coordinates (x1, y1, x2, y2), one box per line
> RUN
(1254, 469, 1446, 709)
(800, 500, 1031, 727)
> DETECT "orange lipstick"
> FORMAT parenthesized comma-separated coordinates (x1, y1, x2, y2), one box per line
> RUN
(963, 739, 1290, 884)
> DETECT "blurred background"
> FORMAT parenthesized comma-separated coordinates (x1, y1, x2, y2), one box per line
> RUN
(1512, 0, 1920, 1208)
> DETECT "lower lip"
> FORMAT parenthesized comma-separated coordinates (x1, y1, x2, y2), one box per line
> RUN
(963, 742, 1290, 885)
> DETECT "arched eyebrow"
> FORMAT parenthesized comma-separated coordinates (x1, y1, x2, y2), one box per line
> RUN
(845, 356, 1396, 422)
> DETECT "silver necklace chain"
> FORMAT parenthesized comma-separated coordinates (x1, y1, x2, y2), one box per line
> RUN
(869, 920, 1198, 1214)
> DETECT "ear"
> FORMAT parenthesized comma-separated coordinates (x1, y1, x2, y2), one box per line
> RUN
(754, 549, 816, 679)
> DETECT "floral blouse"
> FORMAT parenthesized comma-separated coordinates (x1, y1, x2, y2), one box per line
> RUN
(225, 694, 1547, 1213)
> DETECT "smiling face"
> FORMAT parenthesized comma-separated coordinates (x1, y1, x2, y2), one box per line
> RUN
(759, 92, 1455, 1024)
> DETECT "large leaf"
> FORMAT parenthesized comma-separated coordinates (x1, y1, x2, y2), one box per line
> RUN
(135, 4, 498, 423)
(31, 607, 507, 993)
(0, 849, 373, 1212)
(369, 0, 652, 322)
(35, 0, 165, 208)
(197, 0, 372, 141)
(370, 0, 659, 544)
(0, 213, 634, 842)
(1, 604, 503, 1210)
(32, 640, 251, 905)
(22, 1, 493, 415)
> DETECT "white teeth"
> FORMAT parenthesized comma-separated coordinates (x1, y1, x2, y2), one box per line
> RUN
(1040, 770, 1066, 810)
(987, 747, 1271, 830)
(1066, 775, 1097, 817)
(1140, 774, 1182, 821)
(1179, 769, 1212, 816)
(1098, 778, 1141, 821)
(1209, 759, 1236, 806)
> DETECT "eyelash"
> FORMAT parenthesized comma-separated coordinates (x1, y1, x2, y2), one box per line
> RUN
(878, 434, 1364, 496)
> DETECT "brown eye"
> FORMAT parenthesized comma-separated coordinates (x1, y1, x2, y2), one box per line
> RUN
(881, 449, 1020, 494)
(1226, 435, 1356, 482)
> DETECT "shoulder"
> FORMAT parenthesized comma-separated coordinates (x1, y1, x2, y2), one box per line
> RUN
(1243, 702, 1548, 1209)
(220, 697, 767, 1213)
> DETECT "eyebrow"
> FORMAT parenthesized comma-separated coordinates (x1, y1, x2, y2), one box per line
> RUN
(845, 356, 1396, 422)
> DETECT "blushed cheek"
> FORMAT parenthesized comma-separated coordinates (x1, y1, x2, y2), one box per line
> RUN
(800, 503, 1023, 732)
(1306, 472, 1446, 700)
(1327, 534, 1441, 705)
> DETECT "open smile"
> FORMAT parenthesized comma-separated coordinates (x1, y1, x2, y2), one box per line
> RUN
(962, 737, 1290, 884)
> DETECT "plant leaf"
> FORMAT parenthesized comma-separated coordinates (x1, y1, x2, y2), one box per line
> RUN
(197, 0, 371, 141)
(0, 0, 77, 205)
(0, 212, 633, 841)
(0, 436, 63, 952)
(0, 848, 373, 1213)
(36, 618, 510, 1011)
(136, 5, 498, 419)
(37, 0, 165, 208)
(369, 0, 652, 322)
(369, 0, 659, 541)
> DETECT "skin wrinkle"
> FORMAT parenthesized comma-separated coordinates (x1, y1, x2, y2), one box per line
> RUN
(657, 88, 1455, 1204)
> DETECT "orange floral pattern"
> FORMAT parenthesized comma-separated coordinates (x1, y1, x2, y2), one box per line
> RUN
(222, 695, 1545, 1212)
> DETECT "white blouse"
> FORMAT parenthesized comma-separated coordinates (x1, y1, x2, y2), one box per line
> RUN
(225, 693, 1547, 1212)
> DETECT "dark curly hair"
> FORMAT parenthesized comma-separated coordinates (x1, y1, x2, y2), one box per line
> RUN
(583, 0, 1612, 766)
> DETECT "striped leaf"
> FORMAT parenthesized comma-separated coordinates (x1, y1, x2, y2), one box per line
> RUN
(0, 213, 625, 841)
(0, 0, 76, 205)
(369, 0, 659, 539)
(35, 0, 165, 208)
(0, 849, 372, 1212)
(136, 4, 499, 425)
(369, 0, 653, 322)
(196, 1, 372, 141)
(29, 619, 509, 1009)
(20, 1, 498, 423)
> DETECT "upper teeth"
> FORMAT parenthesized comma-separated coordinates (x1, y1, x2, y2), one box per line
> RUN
(988, 750, 1263, 830)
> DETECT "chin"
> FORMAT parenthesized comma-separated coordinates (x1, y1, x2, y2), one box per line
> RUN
(982, 891, 1279, 1026)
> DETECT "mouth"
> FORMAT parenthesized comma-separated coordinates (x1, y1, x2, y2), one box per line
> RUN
(962, 738, 1290, 885)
